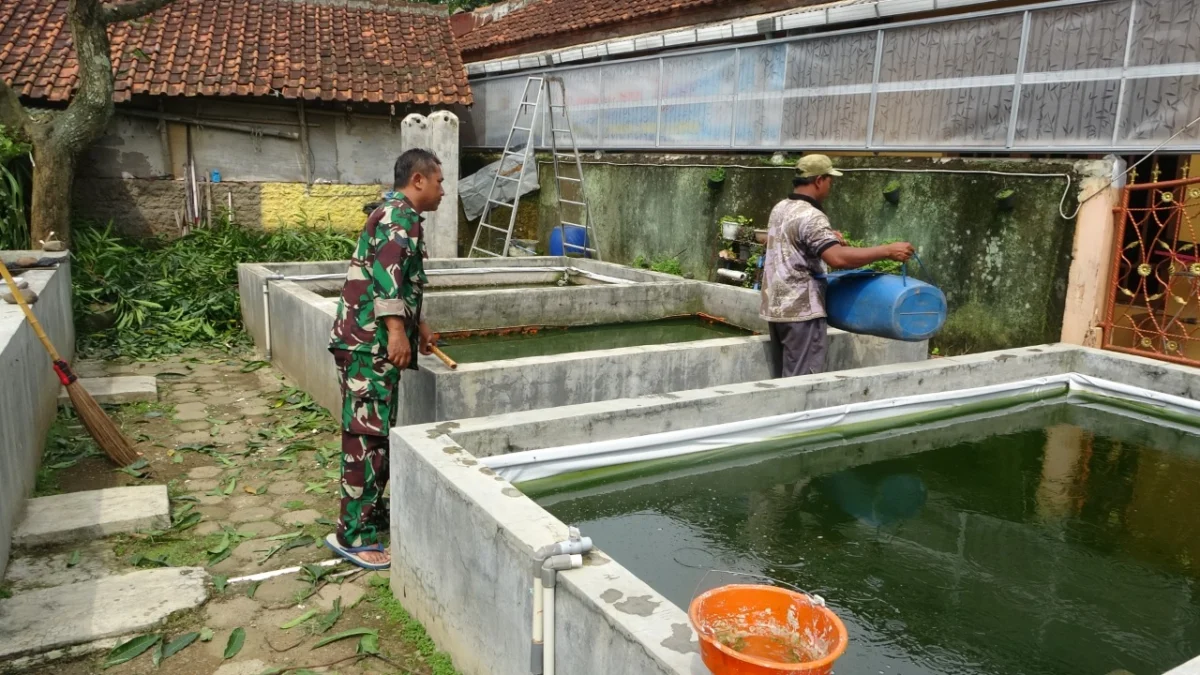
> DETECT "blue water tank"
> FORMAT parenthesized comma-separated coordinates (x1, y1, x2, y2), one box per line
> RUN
(825, 270, 946, 342)
(548, 225, 591, 257)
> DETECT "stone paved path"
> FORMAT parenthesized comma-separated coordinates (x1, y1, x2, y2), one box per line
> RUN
(7, 349, 457, 675)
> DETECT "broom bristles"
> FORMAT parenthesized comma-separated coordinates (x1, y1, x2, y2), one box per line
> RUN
(65, 382, 140, 467)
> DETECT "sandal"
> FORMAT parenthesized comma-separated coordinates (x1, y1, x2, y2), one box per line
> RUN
(324, 533, 390, 570)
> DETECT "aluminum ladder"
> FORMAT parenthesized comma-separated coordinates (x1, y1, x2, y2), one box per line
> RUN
(468, 76, 600, 259)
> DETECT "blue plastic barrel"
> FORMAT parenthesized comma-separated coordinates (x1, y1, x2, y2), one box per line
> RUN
(825, 270, 946, 342)
(548, 225, 591, 257)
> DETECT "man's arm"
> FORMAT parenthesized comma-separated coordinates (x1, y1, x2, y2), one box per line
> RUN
(372, 209, 422, 368)
(821, 242, 914, 269)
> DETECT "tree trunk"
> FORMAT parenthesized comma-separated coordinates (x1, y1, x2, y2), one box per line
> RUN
(1, 0, 179, 244)
(30, 140, 76, 246)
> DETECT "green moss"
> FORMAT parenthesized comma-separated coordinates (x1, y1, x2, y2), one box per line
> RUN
(932, 302, 1019, 356)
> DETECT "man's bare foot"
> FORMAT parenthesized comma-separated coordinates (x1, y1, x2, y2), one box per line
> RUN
(357, 548, 389, 565)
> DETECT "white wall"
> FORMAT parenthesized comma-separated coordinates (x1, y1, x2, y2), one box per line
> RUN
(0, 254, 74, 578)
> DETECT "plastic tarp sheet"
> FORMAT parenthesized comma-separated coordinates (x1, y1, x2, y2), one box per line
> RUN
(459, 154, 540, 221)
(481, 374, 1200, 484)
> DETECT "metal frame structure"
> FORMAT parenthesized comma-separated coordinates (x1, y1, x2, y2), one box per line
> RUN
(468, 76, 600, 259)
(465, 0, 1200, 154)
(1103, 172, 1200, 366)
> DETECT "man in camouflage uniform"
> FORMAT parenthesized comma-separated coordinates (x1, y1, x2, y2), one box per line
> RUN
(761, 155, 914, 378)
(326, 149, 444, 569)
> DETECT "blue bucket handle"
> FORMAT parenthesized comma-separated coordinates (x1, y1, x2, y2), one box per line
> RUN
(902, 252, 936, 288)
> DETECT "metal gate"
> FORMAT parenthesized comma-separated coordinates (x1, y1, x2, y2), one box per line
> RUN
(1103, 169, 1200, 366)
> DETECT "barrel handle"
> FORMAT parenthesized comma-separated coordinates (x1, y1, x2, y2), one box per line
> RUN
(903, 252, 937, 287)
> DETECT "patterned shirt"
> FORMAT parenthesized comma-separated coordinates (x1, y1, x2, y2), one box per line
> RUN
(329, 193, 428, 357)
(760, 195, 840, 323)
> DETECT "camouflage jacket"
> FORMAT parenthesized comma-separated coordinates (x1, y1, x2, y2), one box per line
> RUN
(760, 195, 840, 323)
(328, 194, 428, 359)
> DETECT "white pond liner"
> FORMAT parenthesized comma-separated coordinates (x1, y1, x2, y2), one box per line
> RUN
(481, 373, 1200, 484)
(266, 266, 631, 286)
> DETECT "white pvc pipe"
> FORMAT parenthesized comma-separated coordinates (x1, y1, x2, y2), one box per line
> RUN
(543, 584, 556, 675)
(261, 282, 272, 360)
(532, 576, 544, 643)
(270, 267, 629, 284)
(716, 268, 746, 282)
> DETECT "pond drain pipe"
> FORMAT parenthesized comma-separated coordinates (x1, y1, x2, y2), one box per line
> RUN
(262, 280, 272, 360)
(532, 527, 593, 675)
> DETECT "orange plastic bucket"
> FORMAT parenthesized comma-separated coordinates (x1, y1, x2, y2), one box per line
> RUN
(688, 584, 848, 675)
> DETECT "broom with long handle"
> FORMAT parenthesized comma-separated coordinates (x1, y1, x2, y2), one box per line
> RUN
(0, 259, 139, 467)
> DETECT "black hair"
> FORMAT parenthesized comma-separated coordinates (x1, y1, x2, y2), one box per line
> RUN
(394, 149, 442, 189)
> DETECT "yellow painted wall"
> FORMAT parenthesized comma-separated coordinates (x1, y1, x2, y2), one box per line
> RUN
(259, 183, 384, 231)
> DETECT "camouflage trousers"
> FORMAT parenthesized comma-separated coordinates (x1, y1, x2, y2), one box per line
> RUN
(332, 349, 399, 548)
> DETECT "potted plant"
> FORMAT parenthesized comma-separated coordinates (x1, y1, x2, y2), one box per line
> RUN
(883, 180, 901, 206)
(717, 247, 737, 269)
(719, 214, 742, 241)
(996, 188, 1016, 211)
(708, 167, 726, 190)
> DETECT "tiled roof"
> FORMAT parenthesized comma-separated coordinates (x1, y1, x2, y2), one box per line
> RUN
(0, 0, 472, 105)
(457, 0, 731, 54)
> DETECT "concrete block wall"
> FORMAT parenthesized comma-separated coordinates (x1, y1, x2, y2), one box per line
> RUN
(389, 429, 701, 675)
(0, 254, 74, 578)
(74, 100, 461, 239)
(446, 345, 1082, 457)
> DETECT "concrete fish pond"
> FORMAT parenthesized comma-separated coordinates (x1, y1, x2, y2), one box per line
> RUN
(238, 257, 926, 424)
(529, 400, 1200, 675)
(388, 345, 1200, 675)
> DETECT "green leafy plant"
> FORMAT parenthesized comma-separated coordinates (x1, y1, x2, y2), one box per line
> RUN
(707, 167, 726, 184)
(0, 124, 30, 250)
(72, 216, 356, 359)
(839, 237, 905, 275)
(632, 255, 684, 277)
(995, 188, 1015, 199)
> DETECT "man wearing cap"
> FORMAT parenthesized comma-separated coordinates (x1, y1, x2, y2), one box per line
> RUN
(761, 155, 915, 378)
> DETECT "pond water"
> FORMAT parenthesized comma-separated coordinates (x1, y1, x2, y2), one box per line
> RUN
(437, 316, 752, 364)
(532, 402, 1200, 675)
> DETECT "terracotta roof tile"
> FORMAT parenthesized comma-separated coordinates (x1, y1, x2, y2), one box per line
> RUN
(458, 0, 823, 56)
(457, 0, 731, 53)
(1, 0, 472, 106)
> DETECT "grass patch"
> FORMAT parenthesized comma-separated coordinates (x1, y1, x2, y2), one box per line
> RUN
(283, 500, 306, 510)
(110, 530, 226, 568)
(367, 577, 459, 675)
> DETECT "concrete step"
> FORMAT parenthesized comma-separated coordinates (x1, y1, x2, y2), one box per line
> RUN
(13, 485, 170, 548)
(58, 376, 158, 405)
(0, 567, 209, 661)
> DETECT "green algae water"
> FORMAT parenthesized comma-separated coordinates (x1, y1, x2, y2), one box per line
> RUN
(532, 402, 1200, 675)
(438, 316, 752, 364)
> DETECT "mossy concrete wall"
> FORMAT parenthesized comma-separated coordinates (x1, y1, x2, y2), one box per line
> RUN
(517, 154, 1079, 354)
